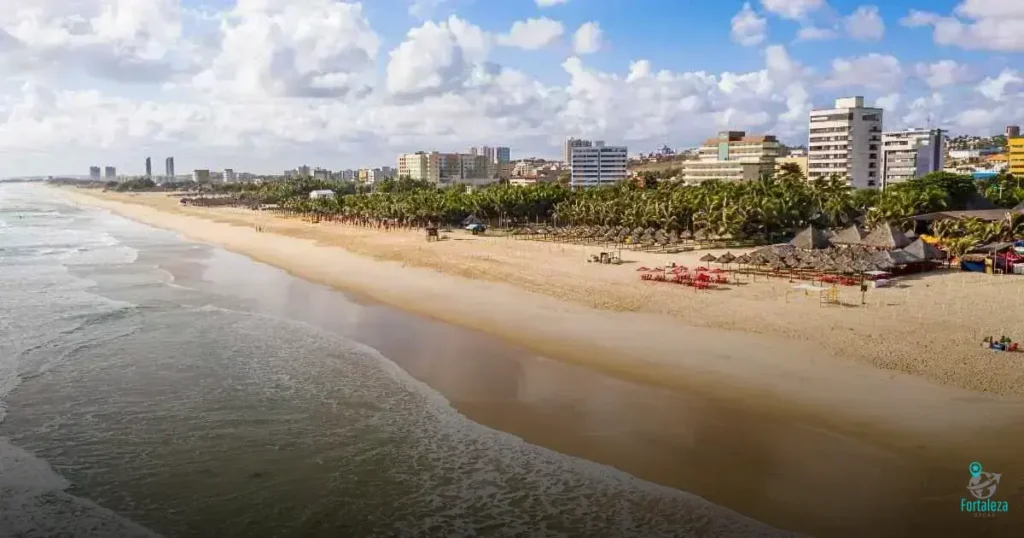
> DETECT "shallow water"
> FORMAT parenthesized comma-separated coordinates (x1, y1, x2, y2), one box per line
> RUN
(0, 183, 792, 537)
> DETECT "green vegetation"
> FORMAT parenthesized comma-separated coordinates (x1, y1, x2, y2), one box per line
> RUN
(57, 171, 1024, 245)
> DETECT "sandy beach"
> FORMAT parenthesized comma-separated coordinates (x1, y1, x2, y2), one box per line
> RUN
(52, 187, 1024, 536)
(56, 189, 1024, 435)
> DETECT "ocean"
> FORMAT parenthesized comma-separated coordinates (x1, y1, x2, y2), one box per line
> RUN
(0, 183, 791, 537)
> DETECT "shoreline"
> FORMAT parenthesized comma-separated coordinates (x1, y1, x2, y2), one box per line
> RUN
(53, 188, 1024, 453)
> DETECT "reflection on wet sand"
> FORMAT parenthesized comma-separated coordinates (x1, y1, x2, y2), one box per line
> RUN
(180, 245, 1022, 538)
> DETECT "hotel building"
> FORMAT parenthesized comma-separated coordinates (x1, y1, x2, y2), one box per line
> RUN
(880, 128, 945, 189)
(569, 141, 628, 188)
(808, 96, 883, 188)
(679, 131, 780, 183)
(397, 152, 442, 182)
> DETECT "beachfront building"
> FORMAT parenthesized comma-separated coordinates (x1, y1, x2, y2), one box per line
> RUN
(808, 96, 883, 188)
(192, 169, 210, 183)
(223, 169, 236, 183)
(145, 157, 152, 179)
(104, 166, 116, 180)
(678, 131, 780, 183)
(89, 166, 101, 180)
(569, 141, 628, 188)
(880, 129, 945, 189)
(398, 152, 442, 183)
(1010, 137, 1024, 176)
(165, 157, 175, 183)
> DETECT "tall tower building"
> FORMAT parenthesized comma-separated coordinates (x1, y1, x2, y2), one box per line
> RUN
(89, 166, 101, 180)
(808, 96, 883, 188)
(1007, 125, 1021, 139)
(104, 166, 117, 180)
(165, 157, 175, 181)
(145, 157, 152, 179)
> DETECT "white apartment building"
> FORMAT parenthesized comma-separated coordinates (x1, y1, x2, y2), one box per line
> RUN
(808, 96, 883, 188)
(569, 141, 628, 188)
(880, 129, 945, 189)
(397, 152, 441, 182)
(679, 131, 780, 183)
(192, 169, 210, 183)
(223, 168, 236, 183)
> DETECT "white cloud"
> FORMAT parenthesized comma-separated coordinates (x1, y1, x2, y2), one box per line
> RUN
(536, 0, 570, 6)
(914, 60, 973, 89)
(824, 53, 904, 91)
(844, 5, 885, 40)
(976, 69, 1022, 101)
(497, 18, 563, 50)
(3, 0, 1024, 177)
(796, 25, 838, 41)
(760, 0, 826, 20)
(900, 2, 1024, 52)
(572, 22, 603, 55)
(386, 16, 490, 98)
(731, 3, 767, 46)
(191, 0, 379, 99)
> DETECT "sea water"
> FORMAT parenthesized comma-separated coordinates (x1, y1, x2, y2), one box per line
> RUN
(0, 183, 793, 537)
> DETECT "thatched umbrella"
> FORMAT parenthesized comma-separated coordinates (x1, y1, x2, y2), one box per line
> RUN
(832, 224, 867, 246)
(699, 253, 718, 263)
(862, 223, 912, 249)
(734, 254, 751, 265)
(903, 238, 944, 261)
(717, 252, 737, 264)
(790, 225, 832, 250)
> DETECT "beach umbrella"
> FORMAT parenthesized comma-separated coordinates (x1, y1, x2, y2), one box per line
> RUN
(790, 225, 832, 250)
(717, 252, 737, 264)
(680, 230, 694, 240)
(699, 253, 717, 262)
(734, 254, 751, 265)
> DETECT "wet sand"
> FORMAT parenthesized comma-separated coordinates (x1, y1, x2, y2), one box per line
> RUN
(60, 187, 1024, 537)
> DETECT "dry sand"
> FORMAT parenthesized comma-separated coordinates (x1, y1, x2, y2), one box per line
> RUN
(56, 189, 1024, 448)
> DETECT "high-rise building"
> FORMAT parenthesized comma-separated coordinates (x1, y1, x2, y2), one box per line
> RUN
(89, 166, 101, 180)
(1009, 137, 1024, 177)
(192, 169, 210, 183)
(569, 140, 628, 188)
(223, 169, 236, 183)
(679, 131, 780, 183)
(165, 157, 175, 181)
(808, 96, 883, 188)
(397, 152, 441, 182)
(496, 147, 512, 179)
(564, 137, 593, 163)
(145, 157, 152, 179)
(104, 166, 117, 180)
(1007, 125, 1021, 139)
(297, 165, 311, 178)
(880, 129, 945, 189)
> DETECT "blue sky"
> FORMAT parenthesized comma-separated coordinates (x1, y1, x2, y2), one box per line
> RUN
(0, 0, 1022, 176)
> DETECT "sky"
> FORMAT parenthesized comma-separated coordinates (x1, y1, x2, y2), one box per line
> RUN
(0, 0, 1022, 176)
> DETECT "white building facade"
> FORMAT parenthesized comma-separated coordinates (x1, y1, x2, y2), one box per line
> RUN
(679, 131, 780, 183)
(223, 169, 236, 183)
(808, 96, 883, 188)
(880, 129, 945, 189)
(570, 141, 628, 188)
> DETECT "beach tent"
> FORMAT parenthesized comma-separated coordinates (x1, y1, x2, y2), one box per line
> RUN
(862, 223, 912, 249)
(789, 225, 831, 250)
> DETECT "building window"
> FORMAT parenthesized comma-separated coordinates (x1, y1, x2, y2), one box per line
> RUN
(867, 180, 876, 186)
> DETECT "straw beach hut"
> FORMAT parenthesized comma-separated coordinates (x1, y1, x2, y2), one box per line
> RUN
(790, 225, 831, 250)
(862, 223, 912, 249)
(832, 224, 867, 246)
(903, 238, 944, 261)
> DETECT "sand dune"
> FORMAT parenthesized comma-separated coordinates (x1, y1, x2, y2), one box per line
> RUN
(58, 189, 1024, 444)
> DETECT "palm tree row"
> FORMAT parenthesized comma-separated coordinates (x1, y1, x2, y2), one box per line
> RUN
(181, 169, 1020, 245)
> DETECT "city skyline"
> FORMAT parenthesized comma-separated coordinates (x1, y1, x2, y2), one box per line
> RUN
(1, 0, 1023, 176)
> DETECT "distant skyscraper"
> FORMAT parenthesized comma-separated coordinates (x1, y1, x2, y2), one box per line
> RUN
(89, 166, 101, 180)
(145, 157, 152, 179)
(564, 137, 593, 163)
(496, 147, 511, 164)
(223, 169, 236, 183)
(104, 166, 116, 180)
(1008, 125, 1021, 139)
(165, 157, 175, 181)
